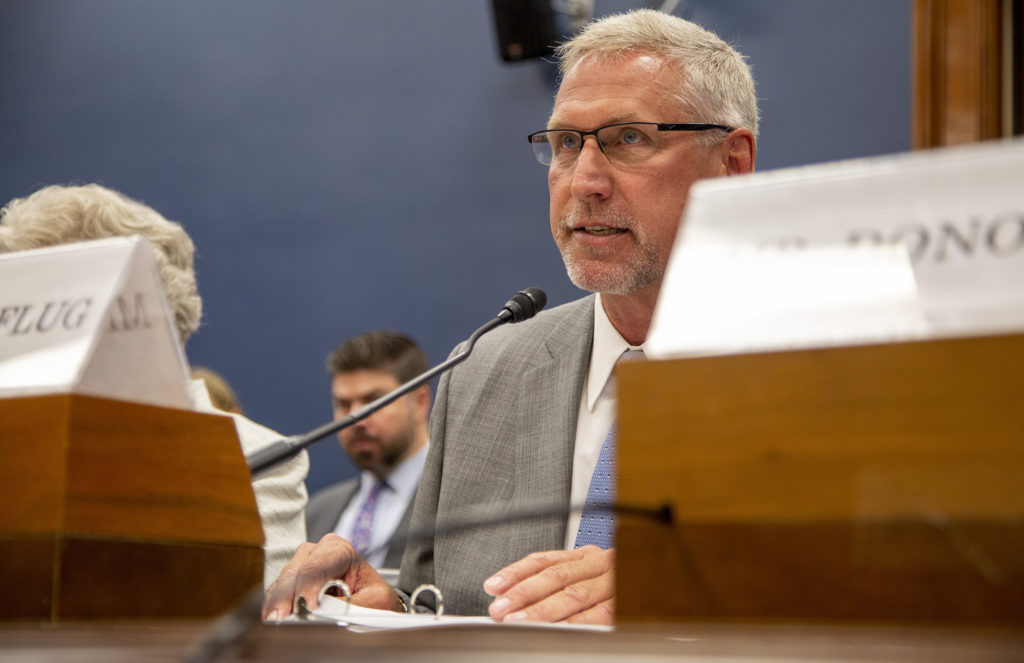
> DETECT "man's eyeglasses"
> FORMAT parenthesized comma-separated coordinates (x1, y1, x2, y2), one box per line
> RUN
(527, 122, 733, 167)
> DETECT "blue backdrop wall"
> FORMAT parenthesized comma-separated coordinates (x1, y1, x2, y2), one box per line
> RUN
(0, 0, 911, 495)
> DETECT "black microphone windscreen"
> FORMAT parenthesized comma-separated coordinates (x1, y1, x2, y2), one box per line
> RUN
(522, 287, 546, 315)
(501, 287, 547, 322)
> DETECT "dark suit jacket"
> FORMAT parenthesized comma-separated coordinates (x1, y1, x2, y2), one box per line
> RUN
(306, 478, 416, 570)
(399, 295, 595, 615)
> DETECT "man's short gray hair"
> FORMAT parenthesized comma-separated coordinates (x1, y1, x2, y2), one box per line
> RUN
(555, 9, 759, 142)
(0, 183, 202, 344)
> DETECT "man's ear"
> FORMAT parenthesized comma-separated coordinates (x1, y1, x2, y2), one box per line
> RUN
(414, 384, 432, 419)
(721, 127, 756, 175)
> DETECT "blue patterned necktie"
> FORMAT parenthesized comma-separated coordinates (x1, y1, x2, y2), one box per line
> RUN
(574, 348, 644, 549)
(574, 423, 618, 549)
(349, 479, 386, 555)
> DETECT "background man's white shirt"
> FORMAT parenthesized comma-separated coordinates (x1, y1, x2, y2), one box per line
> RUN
(334, 444, 428, 568)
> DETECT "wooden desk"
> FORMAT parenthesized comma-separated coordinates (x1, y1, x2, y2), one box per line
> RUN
(0, 395, 263, 621)
(1, 620, 1022, 662)
(617, 333, 1024, 623)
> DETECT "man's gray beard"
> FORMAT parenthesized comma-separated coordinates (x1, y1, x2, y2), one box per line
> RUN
(562, 249, 661, 294)
(558, 207, 662, 295)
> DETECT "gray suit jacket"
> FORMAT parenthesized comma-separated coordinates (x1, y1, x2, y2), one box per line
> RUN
(306, 478, 415, 570)
(398, 295, 595, 615)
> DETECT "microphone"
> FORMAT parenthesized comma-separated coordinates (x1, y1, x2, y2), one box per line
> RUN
(497, 287, 546, 323)
(246, 288, 548, 478)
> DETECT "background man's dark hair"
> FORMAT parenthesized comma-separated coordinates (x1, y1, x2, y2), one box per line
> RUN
(326, 330, 428, 384)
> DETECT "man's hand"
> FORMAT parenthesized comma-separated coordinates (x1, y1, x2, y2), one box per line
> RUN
(483, 546, 614, 625)
(262, 534, 401, 620)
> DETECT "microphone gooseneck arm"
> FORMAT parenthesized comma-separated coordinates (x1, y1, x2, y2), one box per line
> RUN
(246, 288, 547, 478)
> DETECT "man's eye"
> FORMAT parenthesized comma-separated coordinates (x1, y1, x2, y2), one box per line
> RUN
(556, 133, 581, 151)
(621, 129, 645, 145)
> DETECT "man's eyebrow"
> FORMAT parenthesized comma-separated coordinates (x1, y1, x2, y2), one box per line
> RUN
(545, 115, 642, 130)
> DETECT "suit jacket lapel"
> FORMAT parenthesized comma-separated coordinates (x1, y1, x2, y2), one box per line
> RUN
(307, 479, 360, 541)
(332, 481, 359, 534)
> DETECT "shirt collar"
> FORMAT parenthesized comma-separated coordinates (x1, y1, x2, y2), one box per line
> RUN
(587, 294, 645, 410)
(360, 443, 428, 500)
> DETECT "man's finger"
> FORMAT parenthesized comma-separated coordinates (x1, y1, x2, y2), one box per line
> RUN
(262, 535, 357, 619)
(497, 562, 614, 623)
(564, 597, 615, 625)
(483, 548, 587, 597)
(487, 547, 614, 622)
(262, 541, 315, 619)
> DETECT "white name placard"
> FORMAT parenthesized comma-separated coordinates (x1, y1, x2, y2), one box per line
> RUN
(0, 236, 191, 408)
(648, 138, 1024, 358)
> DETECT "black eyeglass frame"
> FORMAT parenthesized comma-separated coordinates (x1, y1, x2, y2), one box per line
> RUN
(526, 122, 735, 165)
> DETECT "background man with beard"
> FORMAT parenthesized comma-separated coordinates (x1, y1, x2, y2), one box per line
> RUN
(265, 8, 757, 623)
(305, 330, 430, 571)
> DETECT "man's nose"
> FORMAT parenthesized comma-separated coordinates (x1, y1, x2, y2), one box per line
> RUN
(569, 137, 613, 200)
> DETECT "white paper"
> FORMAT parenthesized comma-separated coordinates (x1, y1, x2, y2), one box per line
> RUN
(648, 138, 1024, 359)
(650, 244, 929, 357)
(282, 595, 612, 634)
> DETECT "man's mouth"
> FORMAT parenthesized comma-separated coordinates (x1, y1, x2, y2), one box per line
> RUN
(577, 226, 627, 236)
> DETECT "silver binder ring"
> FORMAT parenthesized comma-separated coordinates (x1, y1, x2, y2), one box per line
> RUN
(409, 583, 444, 619)
(317, 579, 353, 616)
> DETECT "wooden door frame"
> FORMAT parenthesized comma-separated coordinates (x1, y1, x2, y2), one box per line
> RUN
(913, 0, 1022, 148)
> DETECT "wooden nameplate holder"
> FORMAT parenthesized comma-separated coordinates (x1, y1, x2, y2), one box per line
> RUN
(0, 394, 264, 621)
(616, 333, 1024, 624)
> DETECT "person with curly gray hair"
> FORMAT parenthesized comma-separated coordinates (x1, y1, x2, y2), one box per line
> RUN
(0, 184, 201, 344)
(0, 183, 309, 588)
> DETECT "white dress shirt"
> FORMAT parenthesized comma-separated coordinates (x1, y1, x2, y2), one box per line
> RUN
(334, 444, 428, 569)
(564, 295, 645, 549)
